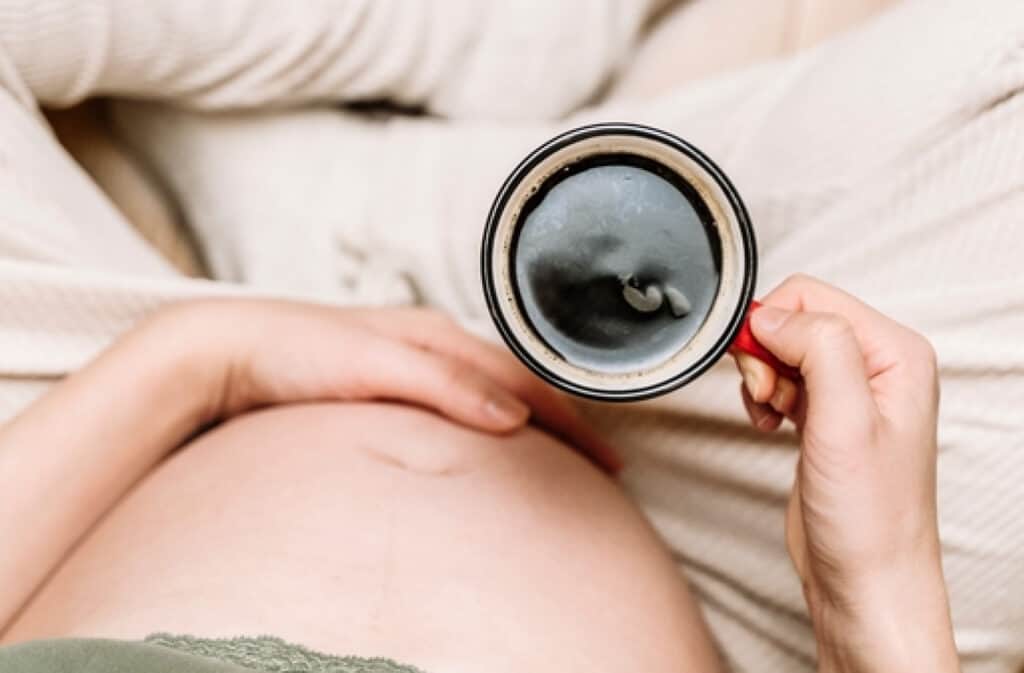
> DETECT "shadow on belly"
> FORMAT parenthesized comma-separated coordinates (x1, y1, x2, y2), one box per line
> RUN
(5, 403, 700, 673)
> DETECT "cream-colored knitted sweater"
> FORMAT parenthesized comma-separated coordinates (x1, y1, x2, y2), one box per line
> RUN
(1, 1, 1023, 672)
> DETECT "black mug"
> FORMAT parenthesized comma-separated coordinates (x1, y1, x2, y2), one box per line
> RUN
(481, 122, 790, 401)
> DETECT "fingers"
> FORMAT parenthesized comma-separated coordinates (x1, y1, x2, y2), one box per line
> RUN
(353, 334, 531, 434)
(732, 352, 777, 403)
(750, 305, 878, 430)
(350, 308, 622, 473)
(734, 351, 800, 423)
(761, 275, 902, 337)
(464, 340, 623, 473)
(740, 383, 782, 432)
(760, 275, 933, 390)
(770, 377, 800, 419)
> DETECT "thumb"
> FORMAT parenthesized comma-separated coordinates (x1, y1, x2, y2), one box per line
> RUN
(750, 305, 877, 427)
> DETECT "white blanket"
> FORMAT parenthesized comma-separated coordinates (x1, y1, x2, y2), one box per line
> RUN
(0, 1, 1022, 671)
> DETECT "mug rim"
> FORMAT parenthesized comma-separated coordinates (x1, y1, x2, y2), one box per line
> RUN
(481, 122, 757, 401)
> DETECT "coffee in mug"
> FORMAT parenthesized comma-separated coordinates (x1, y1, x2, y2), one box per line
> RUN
(482, 122, 784, 401)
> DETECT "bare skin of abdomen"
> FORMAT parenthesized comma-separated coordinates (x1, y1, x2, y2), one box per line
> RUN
(4, 403, 719, 673)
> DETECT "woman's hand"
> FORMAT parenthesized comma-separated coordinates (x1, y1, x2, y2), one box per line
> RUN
(733, 275, 959, 673)
(155, 300, 619, 472)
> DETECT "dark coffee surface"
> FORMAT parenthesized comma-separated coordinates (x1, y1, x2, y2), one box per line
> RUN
(512, 156, 721, 373)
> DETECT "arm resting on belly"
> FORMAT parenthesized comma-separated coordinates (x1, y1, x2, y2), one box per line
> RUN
(0, 299, 615, 633)
(0, 310, 217, 633)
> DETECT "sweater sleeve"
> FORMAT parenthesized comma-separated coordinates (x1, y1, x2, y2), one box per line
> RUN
(0, 0, 656, 119)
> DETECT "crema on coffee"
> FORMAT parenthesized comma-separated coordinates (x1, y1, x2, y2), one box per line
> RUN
(513, 154, 721, 373)
(482, 123, 756, 400)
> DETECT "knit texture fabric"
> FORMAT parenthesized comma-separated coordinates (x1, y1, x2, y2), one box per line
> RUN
(145, 634, 427, 673)
(0, 637, 425, 673)
(0, 1, 1022, 672)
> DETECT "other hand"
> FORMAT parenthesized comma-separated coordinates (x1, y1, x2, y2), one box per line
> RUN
(733, 275, 957, 672)
(147, 300, 620, 472)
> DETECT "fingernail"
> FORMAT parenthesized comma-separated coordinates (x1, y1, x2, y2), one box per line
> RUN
(484, 394, 529, 426)
(746, 400, 779, 431)
(742, 367, 761, 400)
(756, 411, 779, 431)
(770, 382, 788, 410)
(751, 305, 789, 333)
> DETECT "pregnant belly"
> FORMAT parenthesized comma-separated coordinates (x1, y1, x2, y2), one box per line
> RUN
(3, 403, 709, 673)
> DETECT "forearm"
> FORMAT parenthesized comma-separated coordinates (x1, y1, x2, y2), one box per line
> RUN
(813, 564, 961, 673)
(0, 310, 215, 631)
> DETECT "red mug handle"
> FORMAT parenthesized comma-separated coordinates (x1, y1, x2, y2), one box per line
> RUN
(729, 300, 801, 380)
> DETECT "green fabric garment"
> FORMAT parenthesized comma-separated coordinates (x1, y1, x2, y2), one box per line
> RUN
(0, 635, 428, 673)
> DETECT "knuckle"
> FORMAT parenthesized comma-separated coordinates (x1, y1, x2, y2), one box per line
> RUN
(781, 272, 821, 291)
(439, 357, 464, 385)
(906, 331, 939, 378)
(405, 306, 437, 322)
(396, 308, 458, 339)
(421, 308, 457, 331)
(917, 336, 939, 371)
(810, 313, 853, 344)
(439, 358, 480, 395)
